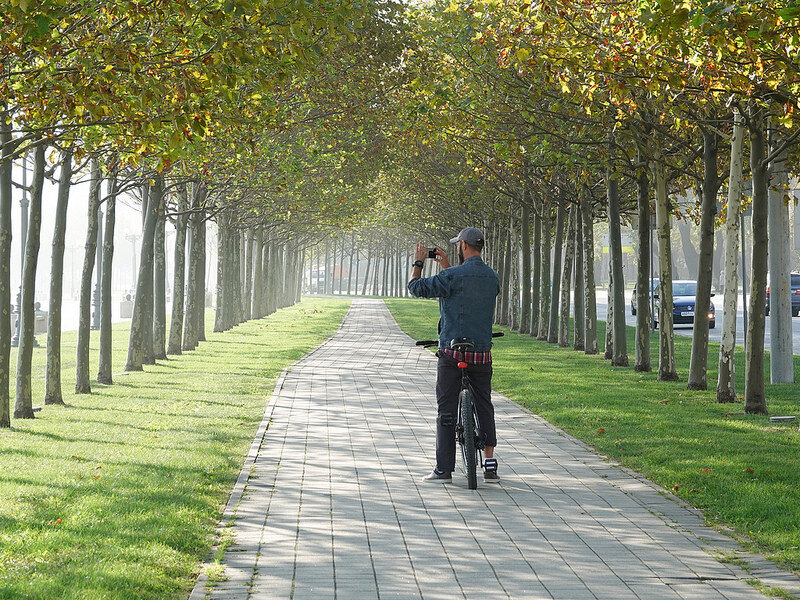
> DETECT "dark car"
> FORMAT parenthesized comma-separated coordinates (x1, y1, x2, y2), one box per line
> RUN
(654, 280, 715, 329)
(765, 273, 800, 317)
(631, 278, 659, 316)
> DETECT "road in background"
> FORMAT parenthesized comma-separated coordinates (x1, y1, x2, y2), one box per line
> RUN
(595, 290, 800, 355)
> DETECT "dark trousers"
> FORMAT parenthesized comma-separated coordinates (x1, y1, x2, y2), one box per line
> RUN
(434, 352, 496, 473)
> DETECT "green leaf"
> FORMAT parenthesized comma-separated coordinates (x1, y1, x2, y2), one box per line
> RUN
(33, 14, 51, 37)
(777, 7, 800, 20)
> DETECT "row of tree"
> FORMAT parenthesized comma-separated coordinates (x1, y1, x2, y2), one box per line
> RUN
(1, 1, 404, 428)
(4, 151, 305, 428)
(4, 0, 800, 428)
(385, 0, 800, 416)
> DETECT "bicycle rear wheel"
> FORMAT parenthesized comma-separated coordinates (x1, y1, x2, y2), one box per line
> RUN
(459, 388, 478, 489)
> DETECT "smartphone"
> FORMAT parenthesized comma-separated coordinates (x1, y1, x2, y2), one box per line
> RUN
(427, 248, 437, 259)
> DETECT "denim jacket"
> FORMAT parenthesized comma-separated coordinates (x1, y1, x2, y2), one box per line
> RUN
(407, 256, 500, 351)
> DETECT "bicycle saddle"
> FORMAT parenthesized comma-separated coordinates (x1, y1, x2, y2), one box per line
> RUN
(449, 337, 475, 351)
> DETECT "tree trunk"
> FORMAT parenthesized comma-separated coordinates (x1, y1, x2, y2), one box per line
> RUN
(347, 235, 355, 295)
(45, 147, 73, 404)
(744, 103, 769, 414)
(354, 243, 361, 296)
(573, 205, 585, 351)
(242, 230, 253, 321)
(767, 121, 794, 383)
(687, 129, 720, 389)
(141, 177, 162, 364)
(558, 205, 575, 347)
(75, 159, 101, 393)
(712, 228, 724, 293)
(634, 163, 651, 372)
(152, 190, 167, 360)
(14, 144, 45, 418)
(264, 239, 275, 314)
(92, 206, 103, 331)
(182, 186, 205, 350)
(196, 211, 206, 342)
(653, 158, 678, 381)
(338, 239, 345, 294)
(362, 251, 372, 295)
(519, 203, 532, 334)
(496, 225, 510, 325)
(537, 207, 552, 340)
(183, 224, 197, 349)
(261, 236, 271, 315)
(125, 177, 159, 371)
(0, 110, 14, 427)
(252, 228, 264, 318)
(530, 207, 541, 337)
(548, 201, 566, 343)
(509, 215, 520, 330)
(97, 168, 117, 384)
(718, 108, 744, 403)
(167, 186, 188, 355)
(581, 196, 598, 354)
(382, 247, 389, 296)
(372, 253, 380, 296)
(607, 170, 628, 366)
(231, 223, 243, 324)
(325, 240, 336, 294)
(214, 219, 226, 332)
(605, 270, 614, 360)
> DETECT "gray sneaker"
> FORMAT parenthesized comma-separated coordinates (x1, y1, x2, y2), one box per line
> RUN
(483, 458, 500, 483)
(422, 470, 452, 483)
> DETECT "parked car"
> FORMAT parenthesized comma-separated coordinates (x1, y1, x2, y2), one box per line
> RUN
(765, 273, 800, 317)
(654, 280, 715, 329)
(630, 278, 659, 316)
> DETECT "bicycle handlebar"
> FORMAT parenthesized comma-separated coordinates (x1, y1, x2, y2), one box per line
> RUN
(415, 332, 504, 347)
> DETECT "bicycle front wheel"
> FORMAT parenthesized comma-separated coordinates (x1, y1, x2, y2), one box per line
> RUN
(459, 388, 478, 489)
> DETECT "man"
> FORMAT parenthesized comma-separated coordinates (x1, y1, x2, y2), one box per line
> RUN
(408, 227, 501, 483)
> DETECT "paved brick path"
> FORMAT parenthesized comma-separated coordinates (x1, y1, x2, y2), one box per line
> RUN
(191, 298, 800, 600)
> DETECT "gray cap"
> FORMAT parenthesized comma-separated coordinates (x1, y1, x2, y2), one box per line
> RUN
(449, 227, 485, 247)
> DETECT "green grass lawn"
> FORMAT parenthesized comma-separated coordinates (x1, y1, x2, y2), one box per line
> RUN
(0, 297, 351, 600)
(385, 297, 800, 574)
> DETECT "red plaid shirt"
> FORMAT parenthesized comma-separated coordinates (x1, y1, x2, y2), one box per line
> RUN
(439, 347, 492, 364)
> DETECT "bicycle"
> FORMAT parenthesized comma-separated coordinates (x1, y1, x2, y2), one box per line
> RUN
(416, 332, 503, 489)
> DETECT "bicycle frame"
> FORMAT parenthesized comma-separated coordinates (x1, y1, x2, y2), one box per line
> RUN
(455, 359, 484, 489)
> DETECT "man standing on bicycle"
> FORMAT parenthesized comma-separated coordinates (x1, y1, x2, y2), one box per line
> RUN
(408, 227, 501, 484)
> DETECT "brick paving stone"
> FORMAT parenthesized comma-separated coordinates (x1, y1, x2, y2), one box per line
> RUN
(190, 299, 800, 600)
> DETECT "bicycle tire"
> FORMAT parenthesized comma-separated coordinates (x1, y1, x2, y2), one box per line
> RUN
(460, 388, 478, 489)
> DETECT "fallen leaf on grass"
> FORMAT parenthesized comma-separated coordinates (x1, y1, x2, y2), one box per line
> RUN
(744, 468, 754, 474)
(659, 398, 671, 404)
(700, 468, 713, 473)
(672, 484, 683, 491)
(597, 428, 606, 434)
